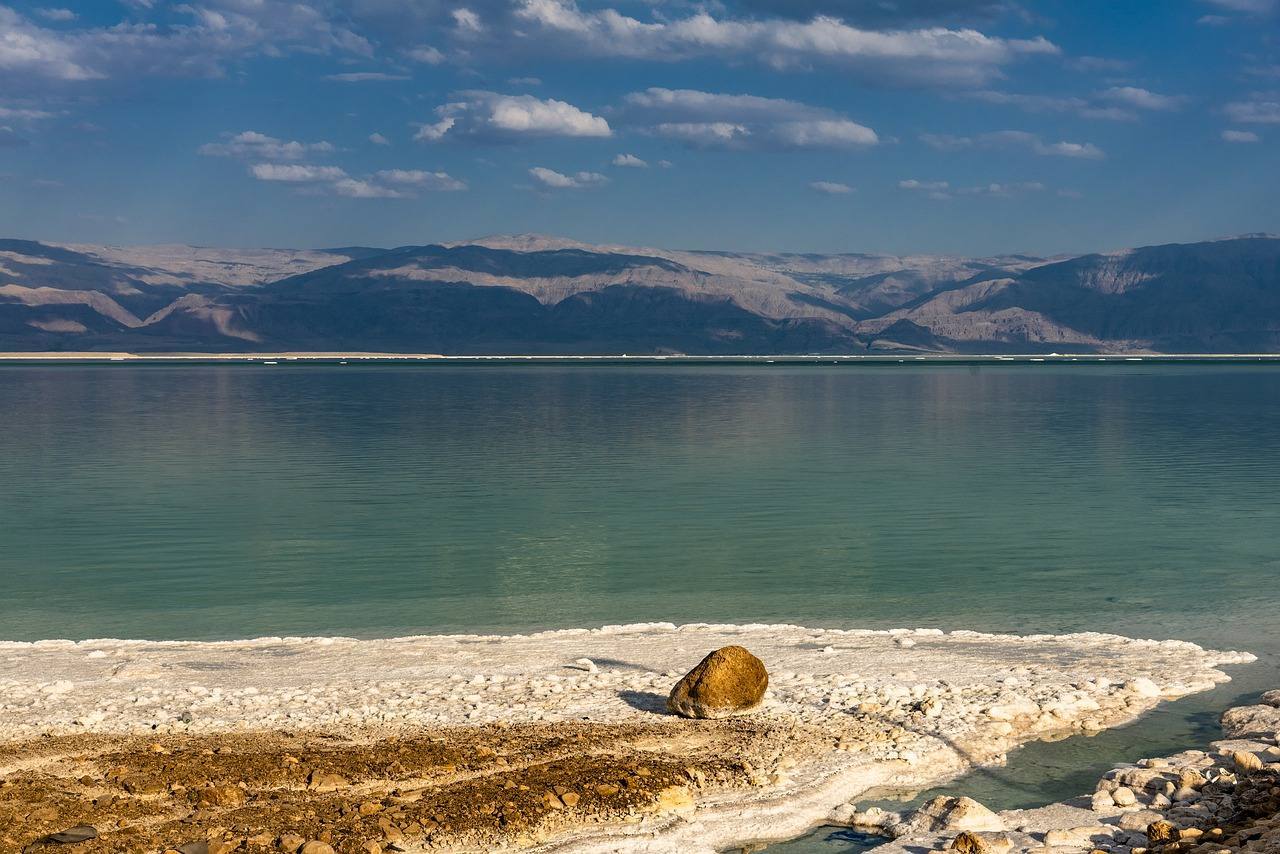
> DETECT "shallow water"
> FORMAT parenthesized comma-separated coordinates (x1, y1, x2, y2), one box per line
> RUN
(2, 362, 1278, 844)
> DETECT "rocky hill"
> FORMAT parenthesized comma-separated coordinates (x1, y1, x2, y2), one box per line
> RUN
(0, 234, 1276, 354)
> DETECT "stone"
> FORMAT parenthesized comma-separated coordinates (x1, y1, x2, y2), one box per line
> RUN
(667, 646, 768, 719)
(299, 843, 334, 854)
(1044, 827, 1103, 846)
(950, 831, 989, 853)
(47, 826, 98, 844)
(1120, 811, 1166, 831)
(1092, 791, 1116, 811)
(654, 785, 694, 813)
(561, 791, 580, 807)
(1147, 821, 1179, 843)
(306, 772, 347, 792)
(896, 797, 1005, 836)
(198, 785, 245, 808)
(1113, 787, 1139, 807)
(595, 783, 620, 797)
(1232, 750, 1264, 772)
(278, 834, 305, 853)
(361, 844, 382, 854)
(175, 844, 209, 854)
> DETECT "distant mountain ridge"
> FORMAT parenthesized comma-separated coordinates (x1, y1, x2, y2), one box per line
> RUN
(1, 234, 1278, 354)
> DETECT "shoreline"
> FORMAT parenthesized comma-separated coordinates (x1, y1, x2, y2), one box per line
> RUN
(0, 624, 1255, 853)
(4, 351, 1280, 365)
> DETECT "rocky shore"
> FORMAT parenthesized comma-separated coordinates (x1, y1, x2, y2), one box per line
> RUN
(838, 692, 1280, 854)
(0, 624, 1255, 853)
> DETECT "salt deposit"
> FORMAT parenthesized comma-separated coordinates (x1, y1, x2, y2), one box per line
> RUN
(0, 623, 1255, 853)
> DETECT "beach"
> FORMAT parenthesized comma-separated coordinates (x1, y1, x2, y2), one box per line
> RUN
(0, 623, 1254, 852)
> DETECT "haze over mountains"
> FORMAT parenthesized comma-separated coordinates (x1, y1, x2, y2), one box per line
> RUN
(1, 234, 1278, 354)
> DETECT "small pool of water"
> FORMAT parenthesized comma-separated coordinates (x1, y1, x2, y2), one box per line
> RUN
(753, 684, 1258, 853)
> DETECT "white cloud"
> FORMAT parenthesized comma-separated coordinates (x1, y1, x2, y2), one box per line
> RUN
(511, 0, 1056, 85)
(333, 178, 406, 198)
(964, 87, 1181, 120)
(406, 46, 446, 64)
(612, 153, 648, 167)
(452, 8, 484, 33)
(919, 132, 973, 150)
(416, 91, 611, 142)
(528, 166, 608, 189)
(1, 4, 375, 85)
(324, 72, 410, 82)
(809, 181, 854, 194)
(1098, 86, 1184, 111)
(35, 8, 76, 22)
(1222, 129, 1261, 142)
(0, 7, 100, 80)
(199, 131, 335, 161)
(247, 162, 465, 197)
(979, 130, 1105, 158)
(900, 179, 950, 191)
(956, 181, 1045, 196)
(1224, 96, 1280, 123)
(374, 169, 467, 191)
(368, 132, 390, 145)
(621, 88, 877, 150)
(250, 163, 348, 183)
(508, 76, 542, 86)
(1201, 0, 1276, 12)
(0, 105, 55, 121)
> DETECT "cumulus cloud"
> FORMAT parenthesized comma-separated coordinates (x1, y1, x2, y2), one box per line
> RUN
(35, 8, 76, 22)
(620, 88, 877, 150)
(900, 177, 1044, 199)
(374, 169, 467, 191)
(927, 129, 1105, 158)
(1224, 95, 1280, 123)
(965, 86, 1182, 120)
(416, 91, 611, 142)
(406, 46, 446, 64)
(199, 131, 335, 161)
(612, 153, 648, 167)
(899, 179, 952, 199)
(250, 163, 347, 183)
(734, 0, 1019, 26)
(0, 3, 373, 85)
(246, 162, 464, 197)
(1222, 129, 1262, 142)
(528, 166, 608, 189)
(1098, 86, 1184, 111)
(324, 72, 410, 82)
(809, 181, 854, 194)
(368, 132, 390, 145)
(511, 0, 1056, 85)
(1201, 0, 1276, 12)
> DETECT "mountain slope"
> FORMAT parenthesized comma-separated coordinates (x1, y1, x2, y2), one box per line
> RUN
(0, 234, 1277, 354)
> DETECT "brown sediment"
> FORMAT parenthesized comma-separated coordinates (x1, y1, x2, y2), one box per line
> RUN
(0, 719, 836, 854)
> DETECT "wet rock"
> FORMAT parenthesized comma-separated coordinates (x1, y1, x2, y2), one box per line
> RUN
(667, 646, 768, 719)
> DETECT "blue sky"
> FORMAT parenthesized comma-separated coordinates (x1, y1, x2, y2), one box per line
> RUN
(0, 0, 1277, 255)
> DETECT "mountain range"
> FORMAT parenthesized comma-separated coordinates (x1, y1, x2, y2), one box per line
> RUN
(2, 234, 1278, 354)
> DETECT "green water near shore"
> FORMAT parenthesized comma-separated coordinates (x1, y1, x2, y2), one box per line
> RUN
(2, 362, 1277, 848)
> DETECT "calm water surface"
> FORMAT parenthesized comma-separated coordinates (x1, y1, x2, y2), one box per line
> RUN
(2, 363, 1278, 850)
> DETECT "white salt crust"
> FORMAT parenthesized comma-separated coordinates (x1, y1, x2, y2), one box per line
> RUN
(0, 623, 1255, 853)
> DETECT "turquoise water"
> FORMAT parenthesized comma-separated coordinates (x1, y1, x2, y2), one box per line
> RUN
(2, 363, 1278, 848)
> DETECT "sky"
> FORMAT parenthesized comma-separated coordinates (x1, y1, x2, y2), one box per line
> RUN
(0, 0, 1277, 256)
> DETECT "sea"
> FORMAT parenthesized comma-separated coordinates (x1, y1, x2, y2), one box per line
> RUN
(2, 360, 1278, 851)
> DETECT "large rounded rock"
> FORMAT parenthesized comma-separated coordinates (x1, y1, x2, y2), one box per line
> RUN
(666, 646, 768, 719)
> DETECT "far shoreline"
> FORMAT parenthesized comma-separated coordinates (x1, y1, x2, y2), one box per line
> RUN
(4, 351, 1280, 365)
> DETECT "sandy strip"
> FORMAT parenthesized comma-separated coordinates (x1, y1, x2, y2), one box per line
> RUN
(0, 624, 1255, 853)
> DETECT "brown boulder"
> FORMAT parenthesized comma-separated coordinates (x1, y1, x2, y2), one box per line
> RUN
(666, 646, 768, 719)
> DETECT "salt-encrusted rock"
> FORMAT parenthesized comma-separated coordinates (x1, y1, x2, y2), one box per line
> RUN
(666, 646, 768, 719)
(1221, 703, 1280, 738)
(895, 796, 1005, 836)
(1091, 791, 1115, 811)
(1118, 810, 1164, 831)
(1111, 786, 1138, 807)
(1260, 689, 1280, 707)
(1043, 826, 1102, 846)
(1233, 749, 1264, 772)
